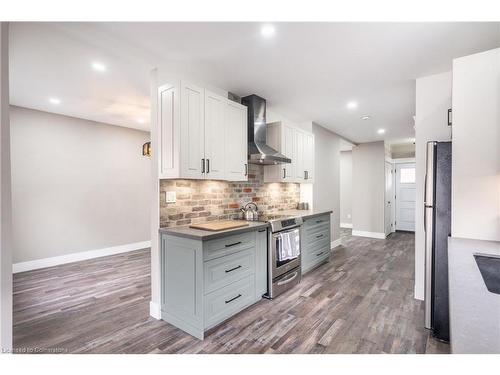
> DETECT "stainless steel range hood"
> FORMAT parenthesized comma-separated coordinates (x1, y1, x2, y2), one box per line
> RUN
(241, 94, 291, 165)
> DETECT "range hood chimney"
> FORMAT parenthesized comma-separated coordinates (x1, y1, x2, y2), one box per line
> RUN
(241, 94, 292, 165)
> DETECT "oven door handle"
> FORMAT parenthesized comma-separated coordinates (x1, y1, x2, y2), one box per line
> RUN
(277, 271, 299, 286)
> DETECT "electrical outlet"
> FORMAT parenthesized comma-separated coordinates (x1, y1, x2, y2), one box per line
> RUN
(166, 191, 176, 203)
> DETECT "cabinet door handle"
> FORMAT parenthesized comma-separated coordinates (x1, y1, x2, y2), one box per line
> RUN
(244, 163, 248, 176)
(283, 168, 286, 179)
(258, 229, 266, 233)
(225, 294, 242, 304)
(316, 234, 324, 238)
(201, 158, 205, 173)
(316, 251, 325, 257)
(316, 220, 324, 224)
(206, 158, 210, 174)
(225, 241, 242, 248)
(225, 265, 242, 273)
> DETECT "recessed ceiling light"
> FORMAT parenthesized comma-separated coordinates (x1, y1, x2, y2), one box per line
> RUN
(261, 25, 275, 38)
(361, 115, 371, 120)
(346, 101, 358, 110)
(377, 128, 386, 134)
(49, 97, 61, 105)
(92, 62, 107, 72)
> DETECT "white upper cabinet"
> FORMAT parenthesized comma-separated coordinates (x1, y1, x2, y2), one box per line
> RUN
(303, 132, 315, 182)
(225, 100, 248, 181)
(264, 121, 295, 182)
(158, 83, 180, 179)
(157, 80, 247, 181)
(180, 82, 205, 179)
(204, 90, 226, 180)
(294, 129, 306, 182)
(264, 122, 314, 183)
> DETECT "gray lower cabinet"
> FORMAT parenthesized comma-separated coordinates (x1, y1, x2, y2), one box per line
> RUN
(301, 214, 331, 274)
(160, 227, 268, 339)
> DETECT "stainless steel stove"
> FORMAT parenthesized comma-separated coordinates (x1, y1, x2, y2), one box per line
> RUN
(265, 215, 303, 299)
(241, 213, 303, 299)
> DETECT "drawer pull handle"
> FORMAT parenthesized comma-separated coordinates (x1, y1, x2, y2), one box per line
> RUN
(225, 241, 242, 248)
(225, 265, 242, 273)
(225, 294, 242, 304)
(316, 251, 325, 257)
(258, 229, 266, 233)
(316, 234, 324, 238)
(316, 220, 324, 224)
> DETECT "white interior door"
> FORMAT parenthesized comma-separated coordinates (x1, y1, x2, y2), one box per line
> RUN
(385, 161, 394, 236)
(395, 162, 416, 231)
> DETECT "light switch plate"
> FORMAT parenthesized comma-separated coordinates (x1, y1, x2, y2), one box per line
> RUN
(166, 191, 176, 203)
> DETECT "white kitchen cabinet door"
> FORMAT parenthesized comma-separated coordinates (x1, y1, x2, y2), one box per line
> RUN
(225, 100, 248, 181)
(180, 82, 205, 179)
(303, 132, 315, 183)
(204, 91, 226, 180)
(158, 83, 180, 179)
(294, 129, 306, 182)
(282, 124, 296, 181)
(263, 122, 296, 182)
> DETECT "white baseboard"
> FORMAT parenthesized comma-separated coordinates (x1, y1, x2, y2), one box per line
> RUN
(13, 240, 151, 273)
(340, 222, 353, 229)
(351, 230, 386, 239)
(150, 301, 161, 319)
(331, 238, 342, 250)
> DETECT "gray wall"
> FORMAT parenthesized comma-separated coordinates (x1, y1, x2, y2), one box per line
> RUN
(340, 151, 352, 226)
(414, 71, 452, 300)
(352, 141, 385, 234)
(0, 22, 13, 351)
(10, 106, 151, 263)
(312, 123, 341, 242)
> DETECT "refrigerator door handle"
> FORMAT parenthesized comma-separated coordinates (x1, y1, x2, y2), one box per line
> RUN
(424, 173, 427, 231)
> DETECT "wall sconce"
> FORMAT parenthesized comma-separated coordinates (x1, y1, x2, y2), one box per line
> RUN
(142, 142, 151, 157)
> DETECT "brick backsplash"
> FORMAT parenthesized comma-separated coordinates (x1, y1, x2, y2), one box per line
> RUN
(160, 164, 300, 227)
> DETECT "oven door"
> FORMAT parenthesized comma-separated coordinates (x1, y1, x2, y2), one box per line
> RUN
(271, 227, 301, 279)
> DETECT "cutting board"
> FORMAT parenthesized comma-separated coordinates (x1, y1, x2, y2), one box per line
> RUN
(189, 220, 249, 231)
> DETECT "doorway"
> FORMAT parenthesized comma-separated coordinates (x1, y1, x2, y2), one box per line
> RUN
(395, 163, 416, 231)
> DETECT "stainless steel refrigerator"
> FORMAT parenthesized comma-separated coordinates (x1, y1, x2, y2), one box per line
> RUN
(424, 141, 452, 342)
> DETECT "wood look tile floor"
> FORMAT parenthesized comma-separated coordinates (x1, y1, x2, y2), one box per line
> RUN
(13, 231, 450, 354)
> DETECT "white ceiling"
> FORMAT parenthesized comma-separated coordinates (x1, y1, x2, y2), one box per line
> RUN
(9, 22, 500, 142)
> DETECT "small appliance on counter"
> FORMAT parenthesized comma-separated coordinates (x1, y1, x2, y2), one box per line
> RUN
(297, 202, 309, 210)
(240, 202, 259, 221)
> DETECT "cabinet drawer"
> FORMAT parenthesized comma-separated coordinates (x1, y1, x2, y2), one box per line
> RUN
(204, 275, 255, 328)
(303, 245, 330, 272)
(303, 236, 330, 256)
(204, 231, 255, 261)
(204, 248, 255, 294)
(304, 227, 330, 246)
(304, 214, 330, 229)
(304, 222, 329, 236)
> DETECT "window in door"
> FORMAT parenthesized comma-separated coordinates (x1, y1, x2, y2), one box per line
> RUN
(399, 167, 416, 184)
